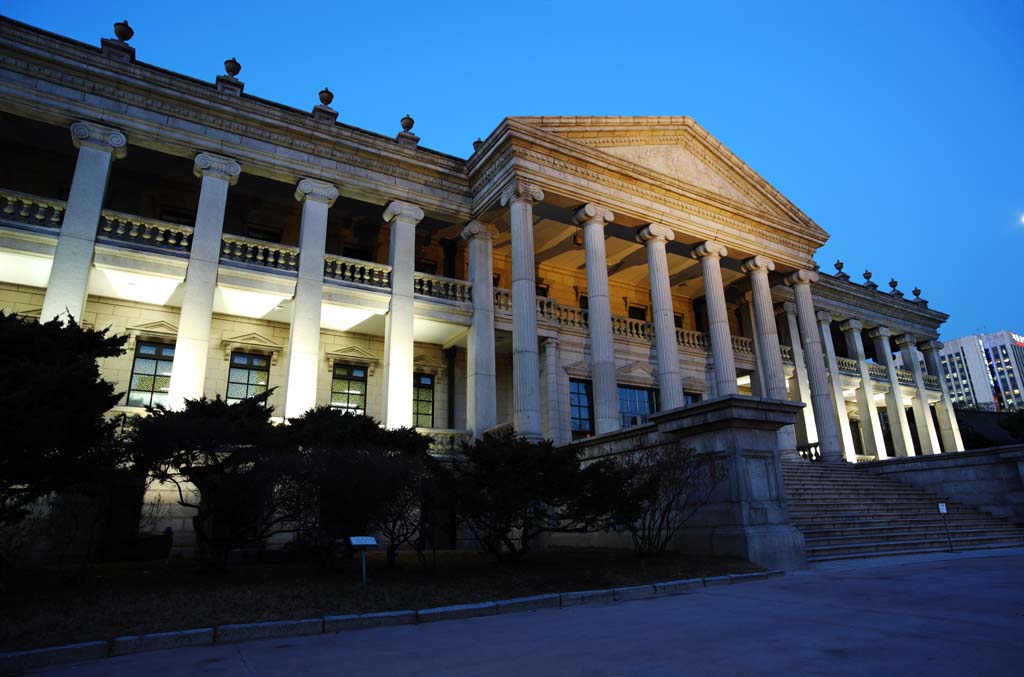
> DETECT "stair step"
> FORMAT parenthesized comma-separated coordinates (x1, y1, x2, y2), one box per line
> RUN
(807, 541, 1024, 563)
(804, 528, 1024, 547)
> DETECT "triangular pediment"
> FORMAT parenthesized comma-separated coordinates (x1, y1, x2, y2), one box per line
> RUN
(221, 332, 283, 365)
(413, 353, 446, 374)
(326, 345, 379, 375)
(127, 319, 179, 337)
(616, 360, 657, 384)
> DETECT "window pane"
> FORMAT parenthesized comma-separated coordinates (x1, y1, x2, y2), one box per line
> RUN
(127, 391, 150, 407)
(155, 360, 173, 377)
(248, 370, 269, 386)
(131, 374, 155, 391)
(151, 392, 167, 408)
(232, 354, 248, 365)
(228, 367, 248, 384)
(134, 358, 158, 375)
(154, 376, 171, 392)
(138, 344, 157, 355)
(227, 383, 248, 399)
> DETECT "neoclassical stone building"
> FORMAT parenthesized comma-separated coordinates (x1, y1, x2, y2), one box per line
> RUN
(0, 19, 968, 561)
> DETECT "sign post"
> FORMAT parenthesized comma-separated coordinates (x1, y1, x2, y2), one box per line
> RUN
(348, 536, 378, 586)
(938, 503, 954, 552)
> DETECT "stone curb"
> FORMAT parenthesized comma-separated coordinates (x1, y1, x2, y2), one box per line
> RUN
(0, 570, 785, 675)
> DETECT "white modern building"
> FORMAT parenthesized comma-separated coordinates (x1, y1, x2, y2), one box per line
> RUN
(932, 331, 1024, 411)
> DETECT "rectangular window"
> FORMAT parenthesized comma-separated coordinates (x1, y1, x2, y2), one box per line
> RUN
(628, 305, 647, 321)
(569, 379, 594, 440)
(413, 373, 435, 428)
(684, 391, 703, 406)
(578, 294, 589, 310)
(331, 364, 367, 415)
(674, 313, 684, 329)
(619, 385, 659, 428)
(127, 341, 175, 408)
(536, 283, 550, 298)
(226, 352, 270, 404)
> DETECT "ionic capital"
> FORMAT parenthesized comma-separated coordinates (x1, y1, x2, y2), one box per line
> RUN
(572, 203, 614, 228)
(867, 326, 892, 340)
(919, 339, 942, 353)
(691, 240, 728, 260)
(461, 220, 498, 242)
(741, 255, 775, 274)
(383, 199, 424, 225)
(500, 179, 544, 207)
(636, 223, 675, 244)
(193, 152, 241, 185)
(816, 311, 833, 325)
(294, 178, 339, 206)
(785, 269, 819, 287)
(839, 319, 864, 333)
(894, 333, 919, 348)
(775, 301, 797, 316)
(70, 121, 127, 159)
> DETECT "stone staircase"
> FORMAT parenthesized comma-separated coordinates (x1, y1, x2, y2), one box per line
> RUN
(781, 459, 1024, 563)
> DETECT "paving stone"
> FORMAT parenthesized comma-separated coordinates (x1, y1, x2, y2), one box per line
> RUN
(324, 610, 417, 632)
(494, 594, 561, 613)
(560, 589, 615, 606)
(216, 618, 323, 644)
(613, 584, 656, 601)
(417, 602, 497, 623)
(653, 577, 704, 595)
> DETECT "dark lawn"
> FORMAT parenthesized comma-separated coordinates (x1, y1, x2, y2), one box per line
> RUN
(0, 548, 761, 651)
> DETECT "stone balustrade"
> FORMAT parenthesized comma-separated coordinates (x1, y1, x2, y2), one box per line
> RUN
(0, 189, 66, 229)
(99, 210, 193, 252)
(221, 234, 299, 272)
(418, 427, 473, 454)
(731, 335, 755, 355)
(780, 345, 794, 363)
(923, 374, 939, 389)
(494, 287, 512, 312)
(836, 356, 859, 374)
(324, 254, 391, 289)
(612, 316, 654, 340)
(537, 297, 589, 328)
(896, 369, 915, 385)
(413, 272, 472, 303)
(676, 328, 709, 350)
(867, 363, 888, 379)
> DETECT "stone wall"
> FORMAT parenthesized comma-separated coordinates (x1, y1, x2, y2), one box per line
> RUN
(859, 445, 1024, 525)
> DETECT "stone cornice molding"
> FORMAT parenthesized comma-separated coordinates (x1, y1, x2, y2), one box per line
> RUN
(194, 152, 241, 184)
(815, 310, 833, 324)
(919, 340, 942, 352)
(635, 223, 674, 244)
(785, 269, 819, 287)
(294, 178, 339, 206)
(894, 333, 918, 348)
(70, 120, 127, 158)
(839, 319, 864, 333)
(461, 220, 497, 241)
(499, 179, 544, 207)
(691, 240, 728, 260)
(572, 203, 614, 227)
(383, 200, 424, 225)
(867, 326, 892, 340)
(741, 255, 775, 274)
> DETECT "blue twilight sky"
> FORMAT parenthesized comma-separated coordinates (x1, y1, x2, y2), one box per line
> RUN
(5, 0, 1022, 340)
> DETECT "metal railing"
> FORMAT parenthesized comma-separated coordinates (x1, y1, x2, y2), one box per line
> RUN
(99, 210, 193, 251)
(414, 272, 472, 303)
(221, 234, 299, 272)
(0, 189, 65, 229)
(324, 254, 391, 289)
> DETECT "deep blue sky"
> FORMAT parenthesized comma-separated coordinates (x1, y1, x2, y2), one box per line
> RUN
(6, 1, 1022, 340)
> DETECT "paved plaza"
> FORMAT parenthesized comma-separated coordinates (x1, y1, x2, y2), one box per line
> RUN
(31, 549, 1024, 676)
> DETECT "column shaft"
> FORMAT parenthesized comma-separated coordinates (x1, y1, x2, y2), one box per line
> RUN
(462, 221, 497, 437)
(787, 271, 842, 462)
(576, 204, 619, 434)
(502, 181, 544, 440)
(921, 341, 964, 451)
(381, 200, 424, 428)
(780, 302, 817, 444)
(898, 335, 941, 454)
(41, 122, 127, 323)
(167, 153, 241, 410)
(542, 338, 562, 442)
(283, 179, 338, 419)
(841, 320, 887, 458)
(693, 241, 738, 396)
(817, 312, 857, 461)
(869, 328, 914, 457)
(638, 225, 684, 410)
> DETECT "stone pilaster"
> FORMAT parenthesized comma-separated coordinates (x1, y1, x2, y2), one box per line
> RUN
(41, 121, 128, 323)
(166, 152, 241, 410)
(574, 203, 619, 434)
(501, 179, 544, 440)
(380, 199, 424, 428)
(816, 311, 857, 462)
(692, 241, 738, 396)
(785, 270, 842, 462)
(542, 337, 563, 443)
(896, 333, 941, 454)
(282, 178, 338, 419)
(637, 224, 684, 410)
(461, 221, 497, 437)
(868, 327, 915, 457)
(778, 301, 817, 447)
(840, 319, 887, 459)
(920, 340, 965, 452)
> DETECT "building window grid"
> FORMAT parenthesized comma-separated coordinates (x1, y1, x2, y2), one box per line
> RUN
(619, 385, 659, 429)
(569, 379, 594, 440)
(330, 364, 367, 415)
(413, 373, 435, 428)
(226, 352, 270, 404)
(127, 341, 175, 408)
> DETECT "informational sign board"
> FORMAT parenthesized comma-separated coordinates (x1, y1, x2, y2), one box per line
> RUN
(938, 502, 947, 515)
(349, 536, 378, 548)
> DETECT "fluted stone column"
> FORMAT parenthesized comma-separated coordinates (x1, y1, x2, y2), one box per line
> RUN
(896, 334, 941, 454)
(869, 327, 914, 457)
(637, 224, 684, 410)
(283, 179, 338, 419)
(778, 301, 817, 445)
(693, 241, 738, 396)
(166, 152, 240, 410)
(920, 340, 965, 452)
(500, 180, 544, 440)
(840, 320, 887, 459)
(542, 337, 562, 442)
(574, 203, 619, 434)
(41, 121, 127, 323)
(462, 221, 497, 437)
(739, 293, 765, 396)
(380, 200, 424, 429)
(786, 270, 842, 462)
(817, 311, 857, 462)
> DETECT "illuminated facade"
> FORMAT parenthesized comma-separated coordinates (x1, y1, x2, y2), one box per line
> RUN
(0, 16, 965, 467)
(936, 331, 1024, 411)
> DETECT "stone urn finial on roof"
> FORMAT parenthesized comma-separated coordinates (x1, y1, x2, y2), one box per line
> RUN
(114, 20, 134, 42)
(224, 57, 241, 77)
(863, 270, 872, 281)
(834, 260, 844, 273)
(472, 138, 483, 151)
(889, 277, 898, 291)
(912, 286, 922, 299)
(834, 259, 850, 280)
(319, 87, 334, 106)
(400, 114, 414, 132)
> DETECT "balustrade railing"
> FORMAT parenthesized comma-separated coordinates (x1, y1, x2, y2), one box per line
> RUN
(418, 428, 473, 454)
(923, 374, 940, 389)
(414, 272, 472, 303)
(0, 189, 66, 229)
(99, 210, 193, 252)
(537, 297, 589, 328)
(731, 336, 755, 355)
(676, 328, 709, 350)
(324, 254, 391, 289)
(780, 345, 794, 363)
(836, 357, 859, 374)
(867, 363, 888, 379)
(896, 369, 915, 385)
(221, 234, 298, 272)
(612, 316, 654, 340)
